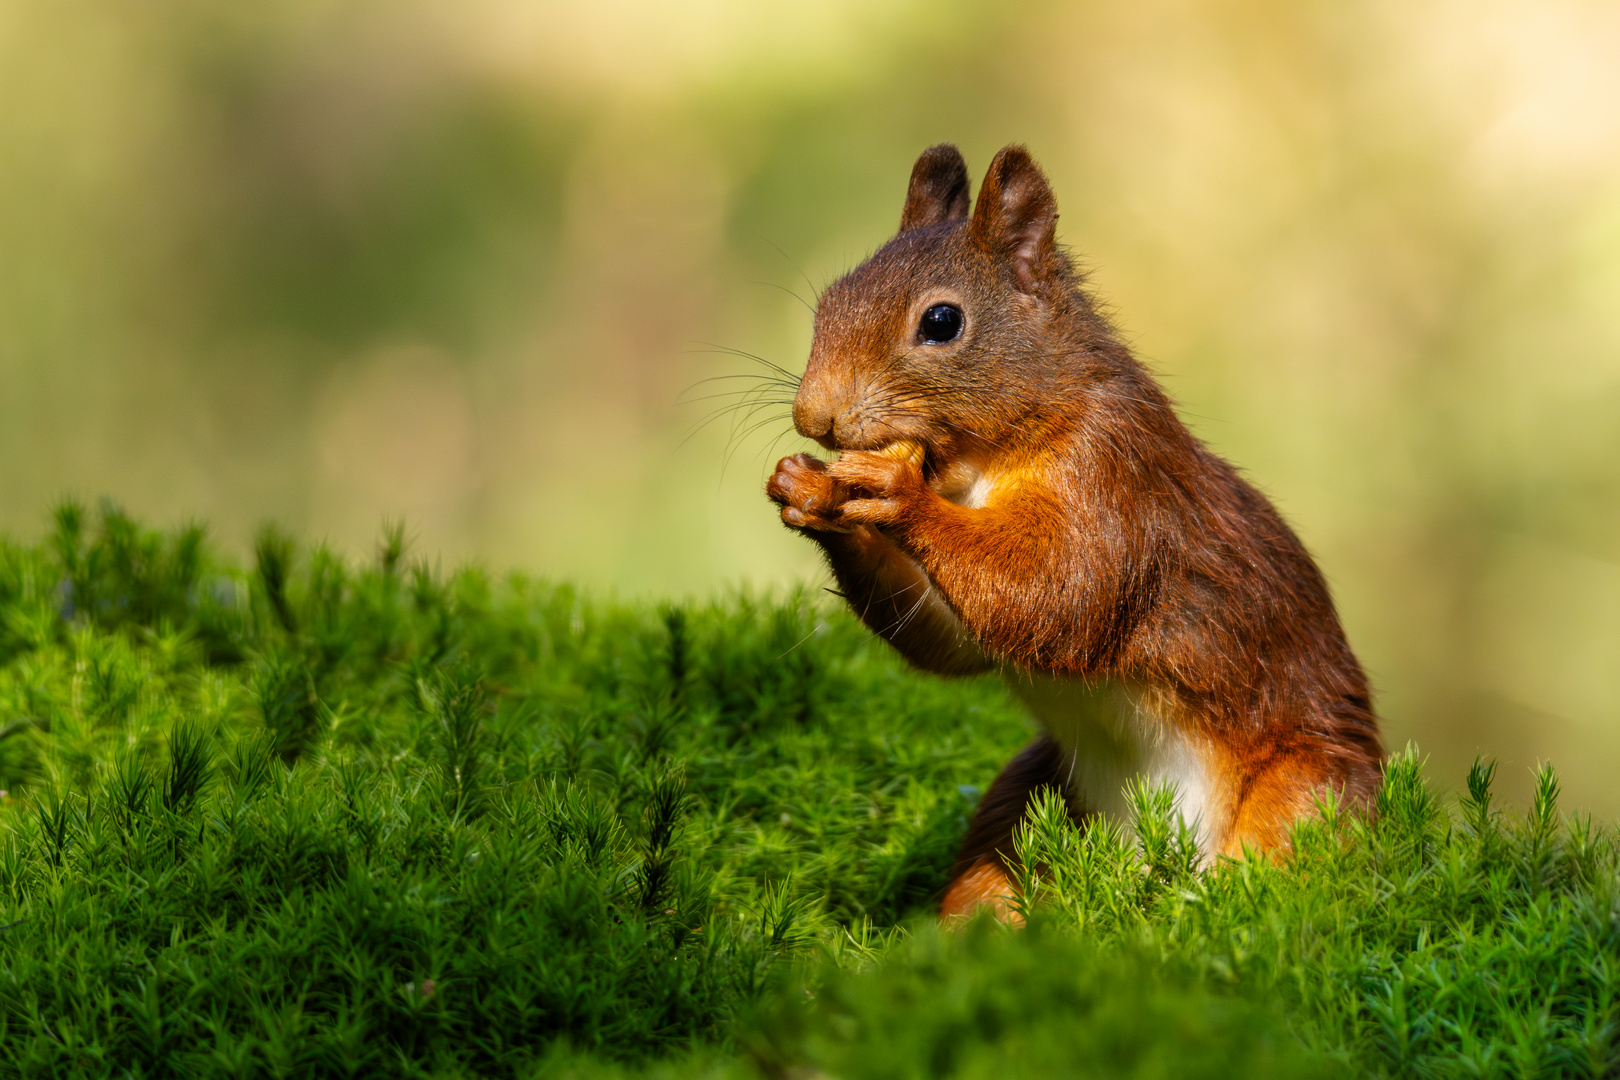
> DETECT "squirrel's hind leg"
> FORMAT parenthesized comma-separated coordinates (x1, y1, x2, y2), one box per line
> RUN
(941, 736, 1082, 923)
(1219, 748, 1377, 858)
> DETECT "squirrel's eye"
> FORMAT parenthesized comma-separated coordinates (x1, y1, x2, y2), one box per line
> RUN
(918, 304, 963, 344)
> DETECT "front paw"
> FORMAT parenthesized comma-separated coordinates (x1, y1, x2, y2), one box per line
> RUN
(767, 453, 853, 533)
(826, 442, 927, 527)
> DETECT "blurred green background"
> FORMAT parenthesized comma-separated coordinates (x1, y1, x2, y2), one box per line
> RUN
(1, 0, 1617, 810)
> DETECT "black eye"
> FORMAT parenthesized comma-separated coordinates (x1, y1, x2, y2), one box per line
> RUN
(918, 304, 963, 344)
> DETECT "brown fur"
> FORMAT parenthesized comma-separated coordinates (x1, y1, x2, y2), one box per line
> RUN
(765, 144, 1383, 918)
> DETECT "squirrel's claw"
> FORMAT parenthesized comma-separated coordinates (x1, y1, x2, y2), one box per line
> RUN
(769, 453, 855, 534)
(779, 504, 853, 534)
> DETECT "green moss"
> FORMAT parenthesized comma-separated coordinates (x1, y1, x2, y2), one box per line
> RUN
(0, 505, 1614, 1078)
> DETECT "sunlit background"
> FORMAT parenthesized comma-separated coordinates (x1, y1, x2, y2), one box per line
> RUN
(2, 0, 1617, 810)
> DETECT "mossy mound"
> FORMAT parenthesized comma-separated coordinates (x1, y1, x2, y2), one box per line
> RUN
(0, 506, 1614, 1078)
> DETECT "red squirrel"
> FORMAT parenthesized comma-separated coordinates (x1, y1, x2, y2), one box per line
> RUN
(766, 144, 1383, 920)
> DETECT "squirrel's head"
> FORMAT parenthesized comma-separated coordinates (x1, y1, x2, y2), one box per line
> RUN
(794, 143, 1080, 458)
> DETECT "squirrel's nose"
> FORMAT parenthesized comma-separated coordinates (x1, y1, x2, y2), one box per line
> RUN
(793, 398, 838, 450)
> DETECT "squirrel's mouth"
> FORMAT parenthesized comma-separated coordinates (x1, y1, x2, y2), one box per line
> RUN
(819, 419, 940, 456)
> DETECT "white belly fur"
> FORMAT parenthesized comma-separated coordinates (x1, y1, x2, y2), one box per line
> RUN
(1002, 672, 1225, 860)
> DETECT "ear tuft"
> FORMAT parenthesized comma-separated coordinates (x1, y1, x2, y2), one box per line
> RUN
(899, 144, 971, 233)
(970, 145, 1058, 294)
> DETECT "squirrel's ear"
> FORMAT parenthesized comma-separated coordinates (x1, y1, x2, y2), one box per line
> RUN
(899, 144, 971, 233)
(970, 145, 1058, 294)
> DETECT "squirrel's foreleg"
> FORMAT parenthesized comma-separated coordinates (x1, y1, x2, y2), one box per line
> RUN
(771, 453, 990, 675)
(820, 527, 990, 676)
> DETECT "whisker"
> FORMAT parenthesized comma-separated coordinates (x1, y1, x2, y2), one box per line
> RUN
(856, 576, 921, 637)
(679, 371, 799, 406)
(887, 584, 934, 639)
(679, 392, 796, 450)
(759, 425, 805, 466)
(729, 411, 798, 448)
(725, 406, 787, 451)
(774, 622, 819, 659)
(680, 338, 816, 479)
(723, 417, 799, 476)
(721, 404, 794, 447)
(762, 239, 824, 313)
(754, 280, 817, 317)
(685, 397, 790, 434)
(680, 372, 800, 390)
(680, 390, 797, 408)
(691, 343, 803, 385)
